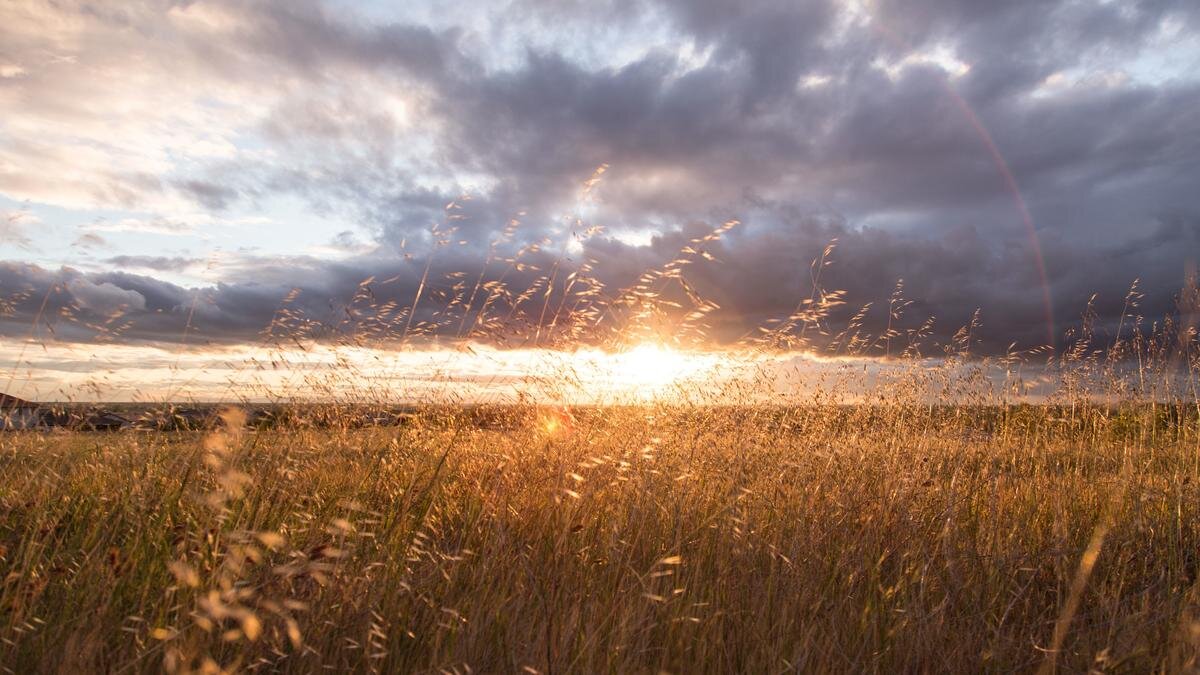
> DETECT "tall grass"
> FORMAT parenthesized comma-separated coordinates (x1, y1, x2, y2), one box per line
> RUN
(2, 401, 1200, 672)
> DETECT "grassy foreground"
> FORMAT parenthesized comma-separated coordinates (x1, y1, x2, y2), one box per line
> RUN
(2, 404, 1199, 673)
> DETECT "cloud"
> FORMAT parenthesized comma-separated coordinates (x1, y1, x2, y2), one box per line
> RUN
(0, 204, 1196, 356)
(0, 0, 1198, 355)
(71, 232, 107, 250)
(103, 255, 205, 272)
(66, 279, 146, 315)
(175, 179, 240, 211)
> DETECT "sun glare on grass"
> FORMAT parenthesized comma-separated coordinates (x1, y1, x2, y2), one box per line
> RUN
(538, 406, 575, 437)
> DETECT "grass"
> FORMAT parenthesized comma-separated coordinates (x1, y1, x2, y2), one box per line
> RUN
(2, 401, 1200, 673)
(3, 212, 1199, 672)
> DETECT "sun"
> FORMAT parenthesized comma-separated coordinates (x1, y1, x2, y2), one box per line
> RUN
(609, 343, 698, 390)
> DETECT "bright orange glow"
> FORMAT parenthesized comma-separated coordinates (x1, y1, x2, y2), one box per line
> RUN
(607, 343, 699, 390)
(539, 407, 574, 437)
(2, 339, 928, 405)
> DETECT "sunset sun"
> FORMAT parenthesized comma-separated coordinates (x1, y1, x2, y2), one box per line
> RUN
(609, 343, 697, 389)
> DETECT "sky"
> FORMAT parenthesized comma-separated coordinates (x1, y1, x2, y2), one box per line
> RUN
(2, 0, 1200, 385)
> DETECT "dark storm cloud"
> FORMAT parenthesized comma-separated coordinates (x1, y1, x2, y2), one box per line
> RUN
(0, 245, 565, 347)
(4, 207, 1196, 355)
(2, 0, 1199, 354)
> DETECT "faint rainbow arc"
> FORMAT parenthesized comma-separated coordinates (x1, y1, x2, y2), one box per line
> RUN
(866, 12, 1057, 347)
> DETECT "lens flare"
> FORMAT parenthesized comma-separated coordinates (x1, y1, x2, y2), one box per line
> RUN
(538, 407, 574, 437)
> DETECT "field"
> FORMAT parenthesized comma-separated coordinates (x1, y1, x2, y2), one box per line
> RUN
(3, 234, 1198, 673)
(3, 401, 1200, 673)
(7, 1, 1200, 672)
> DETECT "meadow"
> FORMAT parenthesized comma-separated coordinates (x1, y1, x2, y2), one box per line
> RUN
(2, 397, 1200, 673)
(3, 225, 1199, 673)
(7, 1, 1200, 670)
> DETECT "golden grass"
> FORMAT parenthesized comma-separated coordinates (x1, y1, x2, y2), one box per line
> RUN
(2, 402, 1200, 673)
(3, 194, 1199, 672)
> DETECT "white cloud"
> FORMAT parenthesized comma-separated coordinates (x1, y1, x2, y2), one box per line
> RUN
(874, 44, 972, 81)
(85, 213, 271, 236)
(799, 73, 833, 89)
(68, 278, 146, 314)
(0, 2, 266, 212)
